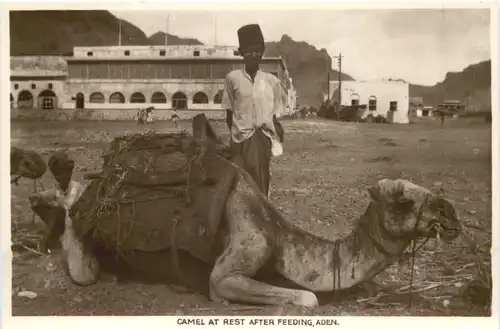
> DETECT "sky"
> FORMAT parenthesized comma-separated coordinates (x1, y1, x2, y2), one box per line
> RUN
(111, 8, 491, 86)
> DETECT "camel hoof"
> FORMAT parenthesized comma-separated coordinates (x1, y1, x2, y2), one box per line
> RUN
(295, 291, 319, 308)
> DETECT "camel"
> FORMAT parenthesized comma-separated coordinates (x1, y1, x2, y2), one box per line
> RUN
(11, 146, 47, 185)
(28, 120, 462, 308)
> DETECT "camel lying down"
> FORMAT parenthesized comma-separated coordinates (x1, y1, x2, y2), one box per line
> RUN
(31, 167, 461, 308)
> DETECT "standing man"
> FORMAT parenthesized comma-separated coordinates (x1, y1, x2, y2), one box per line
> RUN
(222, 24, 285, 197)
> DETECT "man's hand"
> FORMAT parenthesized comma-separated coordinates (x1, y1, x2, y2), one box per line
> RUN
(273, 115, 285, 143)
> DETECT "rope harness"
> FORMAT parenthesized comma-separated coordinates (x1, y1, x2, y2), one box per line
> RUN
(83, 132, 214, 285)
(334, 194, 438, 308)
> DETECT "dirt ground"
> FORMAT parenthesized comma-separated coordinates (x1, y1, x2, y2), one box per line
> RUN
(10, 117, 492, 316)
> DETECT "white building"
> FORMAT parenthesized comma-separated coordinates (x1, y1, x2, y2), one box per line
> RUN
(327, 79, 410, 124)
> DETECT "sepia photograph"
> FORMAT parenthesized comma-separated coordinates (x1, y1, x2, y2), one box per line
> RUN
(4, 0, 496, 323)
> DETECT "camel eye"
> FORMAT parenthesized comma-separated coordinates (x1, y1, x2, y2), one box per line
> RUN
(439, 209, 447, 217)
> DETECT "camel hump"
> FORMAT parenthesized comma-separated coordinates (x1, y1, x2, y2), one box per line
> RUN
(70, 129, 237, 272)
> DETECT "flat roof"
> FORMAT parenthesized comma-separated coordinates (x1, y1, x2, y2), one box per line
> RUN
(66, 56, 283, 62)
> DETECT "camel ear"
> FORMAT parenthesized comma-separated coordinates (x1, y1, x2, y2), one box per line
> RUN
(367, 186, 384, 203)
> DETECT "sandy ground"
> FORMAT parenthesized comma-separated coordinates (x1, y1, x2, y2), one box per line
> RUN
(10, 117, 492, 316)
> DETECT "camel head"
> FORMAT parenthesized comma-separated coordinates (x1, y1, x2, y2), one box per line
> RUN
(11, 147, 47, 183)
(366, 179, 462, 243)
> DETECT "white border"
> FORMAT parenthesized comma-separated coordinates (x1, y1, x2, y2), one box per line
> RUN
(1, 1, 498, 328)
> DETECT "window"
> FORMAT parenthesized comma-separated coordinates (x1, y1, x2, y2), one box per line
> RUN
(48, 83, 53, 90)
(193, 92, 208, 104)
(109, 92, 125, 104)
(151, 92, 167, 103)
(87, 51, 93, 56)
(42, 97, 54, 110)
(233, 50, 240, 56)
(390, 101, 398, 111)
(160, 50, 166, 56)
(193, 50, 200, 57)
(213, 90, 223, 104)
(172, 92, 187, 109)
(130, 92, 146, 103)
(89, 92, 105, 103)
(17, 90, 34, 108)
(31, 84, 36, 89)
(350, 93, 360, 106)
(38, 89, 56, 110)
(14, 84, 19, 90)
(124, 50, 130, 56)
(368, 96, 377, 111)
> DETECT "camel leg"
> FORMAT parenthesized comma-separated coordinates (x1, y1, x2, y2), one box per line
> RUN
(61, 210, 99, 286)
(209, 240, 318, 307)
(209, 190, 318, 308)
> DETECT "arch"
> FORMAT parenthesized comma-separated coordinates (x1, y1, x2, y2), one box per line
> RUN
(368, 95, 377, 111)
(350, 93, 360, 106)
(130, 92, 146, 103)
(38, 89, 57, 110)
(193, 92, 209, 104)
(75, 93, 85, 109)
(213, 90, 223, 104)
(172, 91, 187, 109)
(89, 92, 105, 103)
(17, 90, 34, 109)
(151, 92, 167, 104)
(38, 89, 56, 97)
(109, 92, 125, 104)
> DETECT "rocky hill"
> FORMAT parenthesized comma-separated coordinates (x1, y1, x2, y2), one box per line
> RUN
(9, 10, 354, 106)
(409, 60, 491, 111)
(264, 35, 354, 106)
(9, 10, 204, 55)
(147, 32, 203, 46)
(12, 10, 488, 109)
(10, 10, 149, 55)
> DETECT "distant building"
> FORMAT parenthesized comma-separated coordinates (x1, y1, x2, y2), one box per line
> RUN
(10, 56, 68, 110)
(435, 100, 465, 117)
(327, 79, 410, 124)
(10, 45, 297, 120)
(409, 96, 423, 117)
(418, 106, 434, 117)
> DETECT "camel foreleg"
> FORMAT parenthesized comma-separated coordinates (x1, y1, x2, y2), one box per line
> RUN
(209, 190, 318, 308)
(209, 242, 318, 307)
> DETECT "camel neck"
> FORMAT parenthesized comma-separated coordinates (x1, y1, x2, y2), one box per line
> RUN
(275, 204, 411, 292)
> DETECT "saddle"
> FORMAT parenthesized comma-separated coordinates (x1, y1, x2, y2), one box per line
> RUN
(70, 114, 238, 274)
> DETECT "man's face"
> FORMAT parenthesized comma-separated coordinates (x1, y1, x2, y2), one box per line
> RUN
(54, 171, 72, 191)
(239, 44, 264, 70)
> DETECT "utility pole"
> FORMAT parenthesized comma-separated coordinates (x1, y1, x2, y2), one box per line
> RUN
(118, 19, 122, 46)
(326, 56, 330, 103)
(333, 53, 343, 120)
(165, 14, 169, 47)
(213, 12, 217, 45)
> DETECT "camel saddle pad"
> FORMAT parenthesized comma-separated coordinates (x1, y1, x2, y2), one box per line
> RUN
(71, 132, 236, 264)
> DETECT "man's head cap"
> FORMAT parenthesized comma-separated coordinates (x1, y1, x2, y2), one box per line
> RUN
(237, 24, 265, 49)
(48, 151, 74, 175)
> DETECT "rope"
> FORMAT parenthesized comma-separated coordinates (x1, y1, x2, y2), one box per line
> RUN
(81, 132, 214, 285)
(332, 240, 341, 293)
(407, 194, 429, 309)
